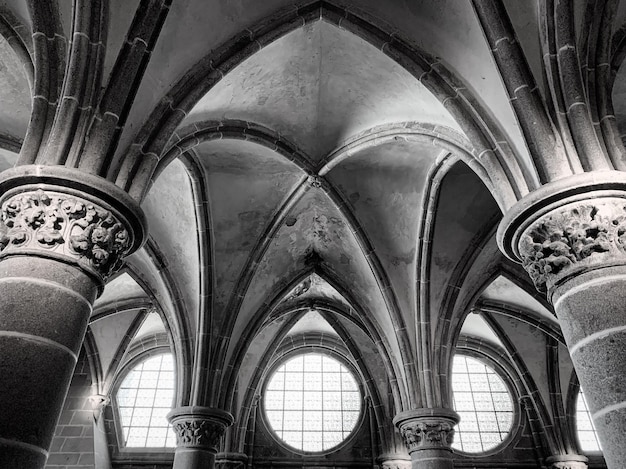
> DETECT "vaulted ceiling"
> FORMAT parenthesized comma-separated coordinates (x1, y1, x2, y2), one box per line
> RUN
(0, 0, 621, 427)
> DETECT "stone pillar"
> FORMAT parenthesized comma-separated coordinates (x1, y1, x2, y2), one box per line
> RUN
(168, 406, 234, 469)
(0, 166, 145, 469)
(498, 173, 626, 469)
(393, 408, 459, 469)
(215, 452, 248, 469)
(89, 395, 113, 469)
(547, 454, 588, 469)
(377, 453, 411, 469)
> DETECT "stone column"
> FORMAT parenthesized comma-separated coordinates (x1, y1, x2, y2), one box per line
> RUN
(498, 173, 626, 469)
(168, 406, 234, 469)
(393, 408, 459, 469)
(89, 394, 113, 469)
(377, 453, 412, 469)
(547, 454, 588, 469)
(215, 452, 248, 469)
(0, 166, 145, 469)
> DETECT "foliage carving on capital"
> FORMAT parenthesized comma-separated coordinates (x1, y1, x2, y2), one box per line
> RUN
(398, 420, 455, 452)
(0, 189, 131, 279)
(518, 202, 626, 292)
(171, 418, 226, 450)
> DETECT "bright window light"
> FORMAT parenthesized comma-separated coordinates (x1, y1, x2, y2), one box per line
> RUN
(264, 353, 361, 452)
(116, 353, 176, 448)
(576, 389, 602, 452)
(451, 355, 514, 453)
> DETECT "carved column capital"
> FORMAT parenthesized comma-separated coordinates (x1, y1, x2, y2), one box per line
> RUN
(0, 166, 146, 289)
(546, 454, 588, 469)
(498, 173, 626, 298)
(393, 408, 459, 454)
(167, 406, 234, 453)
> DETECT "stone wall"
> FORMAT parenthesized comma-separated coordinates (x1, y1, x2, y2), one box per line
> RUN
(45, 352, 95, 469)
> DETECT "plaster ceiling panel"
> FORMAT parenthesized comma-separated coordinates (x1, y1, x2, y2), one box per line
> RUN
(428, 162, 500, 314)
(315, 21, 460, 157)
(487, 313, 552, 420)
(118, 0, 292, 158)
(95, 271, 148, 313)
(0, 1, 31, 30)
(347, 0, 533, 177)
(131, 310, 167, 344)
(102, 0, 141, 86)
(612, 62, 626, 138)
(286, 310, 338, 337)
(198, 139, 304, 315)
(142, 158, 199, 328)
(615, 0, 626, 34)
(0, 147, 17, 171)
(89, 309, 141, 377)
(125, 232, 191, 337)
(480, 275, 555, 322)
(325, 139, 439, 328)
(0, 34, 30, 141)
(184, 22, 322, 160)
(227, 187, 401, 369)
(185, 20, 459, 164)
(459, 311, 503, 348)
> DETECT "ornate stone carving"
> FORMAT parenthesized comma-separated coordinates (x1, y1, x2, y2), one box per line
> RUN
(171, 418, 226, 450)
(518, 201, 626, 292)
(398, 420, 455, 452)
(168, 407, 234, 452)
(0, 189, 132, 280)
(393, 408, 459, 454)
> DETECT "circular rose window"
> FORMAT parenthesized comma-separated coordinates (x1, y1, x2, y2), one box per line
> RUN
(263, 352, 362, 452)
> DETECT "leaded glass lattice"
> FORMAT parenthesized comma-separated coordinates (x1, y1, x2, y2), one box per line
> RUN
(264, 353, 361, 452)
(451, 355, 514, 453)
(117, 354, 176, 448)
(576, 389, 602, 452)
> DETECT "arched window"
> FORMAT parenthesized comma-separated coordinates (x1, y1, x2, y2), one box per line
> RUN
(451, 354, 515, 453)
(115, 353, 176, 448)
(263, 352, 362, 452)
(576, 389, 602, 452)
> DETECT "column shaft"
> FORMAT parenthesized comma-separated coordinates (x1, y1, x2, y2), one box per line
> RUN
(0, 256, 97, 468)
(553, 268, 626, 466)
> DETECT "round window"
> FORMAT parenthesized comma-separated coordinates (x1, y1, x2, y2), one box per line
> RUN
(451, 354, 515, 453)
(263, 352, 362, 452)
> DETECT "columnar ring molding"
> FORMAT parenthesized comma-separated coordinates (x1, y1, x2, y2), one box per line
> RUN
(497, 172, 626, 297)
(393, 408, 459, 453)
(0, 165, 147, 288)
(546, 454, 589, 469)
